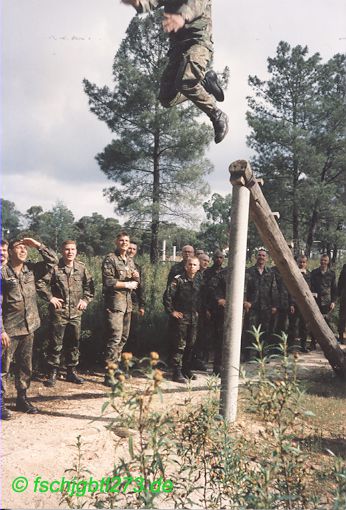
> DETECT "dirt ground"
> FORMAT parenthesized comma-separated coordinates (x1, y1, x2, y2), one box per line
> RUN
(1, 347, 343, 509)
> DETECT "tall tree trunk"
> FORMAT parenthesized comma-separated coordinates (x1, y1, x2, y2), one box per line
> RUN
(150, 131, 160, 264)
(305, 201, 319, 257)
(292, 161, 299, 255)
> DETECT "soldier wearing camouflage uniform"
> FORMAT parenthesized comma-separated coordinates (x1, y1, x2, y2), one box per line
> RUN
(271, 266, 292, 340)
(1, 238, 58, 420)
(39, 240, 94, 387)
(337, 264, 346, 345)
(243, 249, 278, 360)
(121, 0, 228, 144)
(125, 241, 145, 355)
(163, 257, 202, 383)
(289, 255, 312, 352)
(166, 245, 195, 286)
(102, 231, 140, 386)
(310, 254, 337, 349)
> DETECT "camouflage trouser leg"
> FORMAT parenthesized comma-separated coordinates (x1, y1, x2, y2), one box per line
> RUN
(288, 309, 308, 350)
(243, 308, 272, 359)
(159, 44, 216, 117)
(1, 333, 34, 398)
(105, 309, 131, 364)
(47, 316, 81, 368)
(171, 315, 198, 369)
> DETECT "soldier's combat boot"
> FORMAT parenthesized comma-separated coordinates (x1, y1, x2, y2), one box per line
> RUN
(16, 390, 38, 414)
(202, 70, 225, 102)
(210, 109, 229, 144)
(66, 367, 84, 385)
(172, 367, 187, 384)
(182, 369, 197, 380)
(1, 402, 12, 420)
(45, 368, 58, 387)
(190, 355, 208, 372)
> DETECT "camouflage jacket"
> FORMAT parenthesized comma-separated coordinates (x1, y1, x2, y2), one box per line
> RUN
(136, 0, 213, 51)
(244, 265, 279, 310)
(202, 264, 224, 311)
(163, 270, 203, 315)
(38, 258, 94, 319)
(166, 260, 185, 287)
(0, 245, 58, 336)
(213, 267, 228, 302)
(131, 262, 145, 309)
(271, 266, 292, 310)
(102, 250, 139, 313)
(291, 269, 311, 306)
(338, 264, 346, 301)
(311, 267, 337, 307)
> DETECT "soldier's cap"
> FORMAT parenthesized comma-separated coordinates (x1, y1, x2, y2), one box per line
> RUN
(213, 249, 224, 259)
(8, 238, 26, 250)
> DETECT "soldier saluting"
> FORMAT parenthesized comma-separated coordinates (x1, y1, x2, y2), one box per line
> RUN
(1, 238, 58, 420)
(121, 0, 229, 144)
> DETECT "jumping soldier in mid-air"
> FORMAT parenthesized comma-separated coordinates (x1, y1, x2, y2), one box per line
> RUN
(121, 0, 229, 144)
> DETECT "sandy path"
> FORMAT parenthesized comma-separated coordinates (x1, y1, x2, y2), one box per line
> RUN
(1, 350, 333, 509)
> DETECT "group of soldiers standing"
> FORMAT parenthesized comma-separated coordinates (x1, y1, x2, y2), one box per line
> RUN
(1, 234, 346, 417)
(162, 245, 346, 383)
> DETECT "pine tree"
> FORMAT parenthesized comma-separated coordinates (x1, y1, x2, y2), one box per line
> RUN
(84, 12, 214, 262)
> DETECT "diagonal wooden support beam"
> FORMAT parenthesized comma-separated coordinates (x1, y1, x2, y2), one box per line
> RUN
(228, 159, 346, 380)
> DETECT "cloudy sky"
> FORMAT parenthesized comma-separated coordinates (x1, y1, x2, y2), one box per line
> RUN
(1, 0, 345, 222)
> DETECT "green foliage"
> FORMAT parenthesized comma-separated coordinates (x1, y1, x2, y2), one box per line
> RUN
(1, 199, 22, 238)
(247, 41, 346, 257)
(83, 11, 215, 262)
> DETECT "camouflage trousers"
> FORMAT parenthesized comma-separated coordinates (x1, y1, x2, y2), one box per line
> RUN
(242, 308, 273, 360)
(159, 44, 216, 117)
(1, 332, 34, 398)
(288, 308, 309, 349)
(47, 315, 81, 368)
(170, 313, 198, 369)
(105, 309, 131, 364)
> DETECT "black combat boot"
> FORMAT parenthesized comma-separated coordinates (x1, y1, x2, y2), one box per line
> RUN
(66, 367, 84, 384)
(45, 368, 58, 387)
(1, 402, 12, 420)
(210, 109, 229, 144)
(202, 70, 225, 102)
(190, 355, 208, 372)
(16, 390, 38, 414)
(182, 368, 197, 380)
(172, 367, 187, 384)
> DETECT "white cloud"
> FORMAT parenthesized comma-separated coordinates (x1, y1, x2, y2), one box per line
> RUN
(1, 0, 345, 220)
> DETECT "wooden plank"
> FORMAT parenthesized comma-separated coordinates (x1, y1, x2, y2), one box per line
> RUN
(228, 159, 346, 380)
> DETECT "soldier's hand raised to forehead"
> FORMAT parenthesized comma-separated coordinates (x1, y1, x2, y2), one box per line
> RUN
(21, 238, 42, 249)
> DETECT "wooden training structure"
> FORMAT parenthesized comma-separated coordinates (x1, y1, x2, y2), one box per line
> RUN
(233, 160, 346, 376)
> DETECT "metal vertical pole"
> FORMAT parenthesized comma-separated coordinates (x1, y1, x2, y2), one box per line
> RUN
(173, 246, 176, 261)
(162, 240, 166, 262)
(220, 178, 250, 422)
